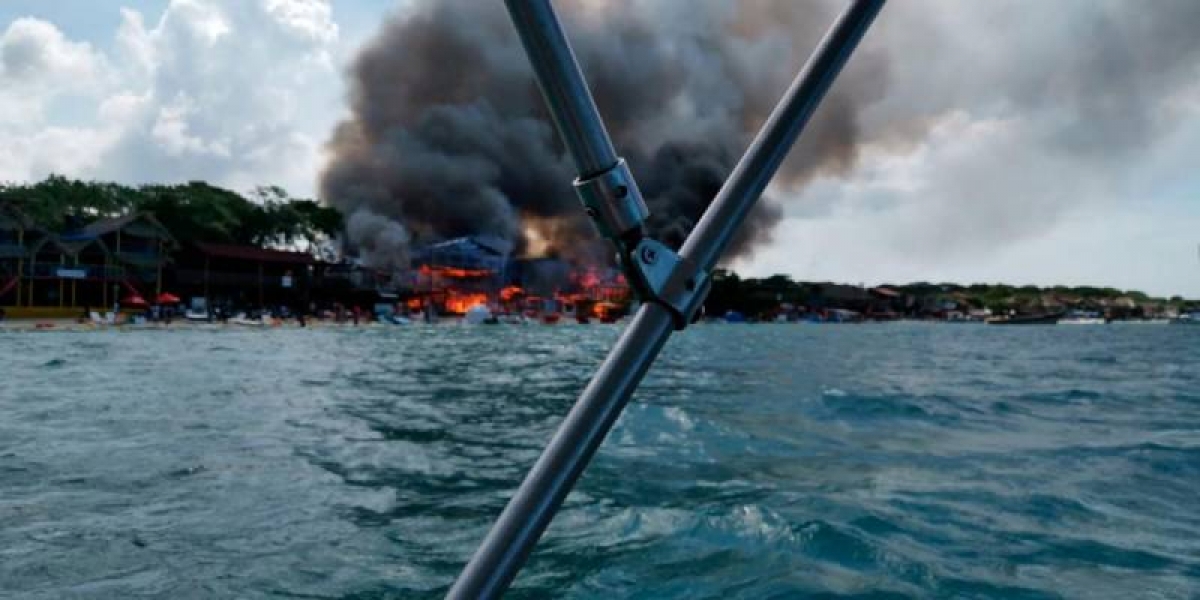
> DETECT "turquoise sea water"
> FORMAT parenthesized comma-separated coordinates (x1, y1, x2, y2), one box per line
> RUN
(1, 323, 1198, 599)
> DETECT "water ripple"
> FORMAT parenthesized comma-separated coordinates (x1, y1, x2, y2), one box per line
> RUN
(1, 324, 1198, 598)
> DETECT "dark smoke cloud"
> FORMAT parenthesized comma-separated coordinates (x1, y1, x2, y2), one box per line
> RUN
(323, 0, 1200, 274)
(320, 0, 889, 265)
(345, 208, 410, 270)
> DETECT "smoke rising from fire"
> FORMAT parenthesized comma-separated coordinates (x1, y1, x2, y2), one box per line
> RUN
(321, 0, 1200, 285)
(345, 208, 410, 271)
(320, 0, 887, 266)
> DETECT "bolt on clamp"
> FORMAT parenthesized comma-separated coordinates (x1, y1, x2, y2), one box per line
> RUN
(573, 158, 709, 329)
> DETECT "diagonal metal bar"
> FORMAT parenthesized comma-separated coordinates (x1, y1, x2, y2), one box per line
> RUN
(447, 1, 885, 597)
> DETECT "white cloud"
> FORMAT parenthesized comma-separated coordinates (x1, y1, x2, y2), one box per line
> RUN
(150, 93, 231, 158)
(265, 0, 339, 45)
(0, 17, 107, 88)
(0, 17, 116, 176)
(0, 0, 341, 197)
(738, 109, 1200, 297)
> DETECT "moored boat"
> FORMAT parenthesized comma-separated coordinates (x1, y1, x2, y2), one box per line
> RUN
(985, 312, 1063, 325)
(1170, 312, 1200, 325)
(1058, 310, 1106, 325)
(184, 309, 210, 323)
(463, 304, 494, 325)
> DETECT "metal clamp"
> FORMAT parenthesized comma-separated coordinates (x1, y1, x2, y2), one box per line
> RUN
(627, 238, 710, 330)
(573, 158, 649, 241)
(574, 158, 708, 329)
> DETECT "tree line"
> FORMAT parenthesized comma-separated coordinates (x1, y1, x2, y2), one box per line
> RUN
(705, 270, 1194, 317)
(0, 176, 343, 253)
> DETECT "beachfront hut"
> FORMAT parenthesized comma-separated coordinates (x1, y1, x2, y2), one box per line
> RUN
(809, 283, 875, 313)
(0, 202, 101, 308)
(40, 213, 177, 310)
(0, 202, 32, 306)
(0, 203, 49, 307)
(170, 242, 314, 311)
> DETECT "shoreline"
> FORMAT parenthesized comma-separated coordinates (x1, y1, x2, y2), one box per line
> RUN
(1, 317, 1191, 332)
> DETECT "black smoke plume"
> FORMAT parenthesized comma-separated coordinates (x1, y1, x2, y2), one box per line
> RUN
(320, 0, 888, 266)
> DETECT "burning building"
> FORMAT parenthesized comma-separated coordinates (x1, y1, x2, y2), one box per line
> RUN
(406, 235, 511, 314)
(394, 233, 629, 318)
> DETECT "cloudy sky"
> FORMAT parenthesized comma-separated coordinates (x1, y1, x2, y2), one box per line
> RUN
(1, 0, 1197, 297)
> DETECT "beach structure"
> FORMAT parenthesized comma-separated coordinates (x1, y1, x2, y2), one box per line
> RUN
(171, 242, 315, 311)
(0, 202, 39, 307)
(0, 206, 176, 310)
(408, 235, 512, 314)
(59, 213, 176, 307)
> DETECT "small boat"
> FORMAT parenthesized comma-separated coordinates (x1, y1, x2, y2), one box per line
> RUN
(463, 304, 494, 325)
(89, 311, 115, 326)
(229, 313, 266, 327)
(1059, 310, 1106, 325)
(184, 309, 210, 323)
(985, 312, 1063, 325)
(541, 313, 561, 325)
(1171, 312, 1200, 325)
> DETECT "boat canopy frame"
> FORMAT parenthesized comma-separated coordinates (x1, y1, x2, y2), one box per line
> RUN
(447, 1, 886, 597)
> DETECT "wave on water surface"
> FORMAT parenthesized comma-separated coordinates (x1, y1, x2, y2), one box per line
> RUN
(1, 324, 1198, 598)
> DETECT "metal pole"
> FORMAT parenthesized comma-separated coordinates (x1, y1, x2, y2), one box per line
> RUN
(504, 0, 619, 178)
(448, 1, 883, 597)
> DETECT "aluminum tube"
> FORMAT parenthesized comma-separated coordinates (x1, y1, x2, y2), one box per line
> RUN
(448, 1, 883, 597)
(446, 303, 675, 599)
(505, 0, 619, 178)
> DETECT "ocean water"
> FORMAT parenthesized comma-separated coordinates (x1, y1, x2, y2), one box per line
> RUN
(1, 323, 1198, 599)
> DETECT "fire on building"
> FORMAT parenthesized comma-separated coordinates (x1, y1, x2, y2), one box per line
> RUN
(376, 235, 630, 322)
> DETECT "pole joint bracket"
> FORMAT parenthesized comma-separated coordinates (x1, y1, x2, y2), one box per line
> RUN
(626, 238, 710, 330)
(574, 158, 708, 330)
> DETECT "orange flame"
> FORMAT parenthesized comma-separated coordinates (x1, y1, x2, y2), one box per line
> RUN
(500, 285, 524, 302)
(444, 290, 489, 314)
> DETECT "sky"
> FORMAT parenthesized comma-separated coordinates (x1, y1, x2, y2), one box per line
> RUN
(0, 0, 1197, 297)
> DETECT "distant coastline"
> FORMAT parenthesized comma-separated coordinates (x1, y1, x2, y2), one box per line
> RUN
(704, 271, 1199, 323)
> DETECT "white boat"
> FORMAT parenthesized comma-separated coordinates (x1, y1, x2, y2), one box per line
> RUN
(89, 311, 115, 326)
(229, 313, 266, 327)
(1059, 310, 1106, 325)
(1059, 317, 1106, 325)
(463, 304, 494, 325)
(1171, 313, 1200, 325)
(184, 309, 210, 322)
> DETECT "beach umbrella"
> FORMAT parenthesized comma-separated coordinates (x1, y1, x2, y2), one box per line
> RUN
(122, 294, 148, 307)
(157, 292, 181, 304)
